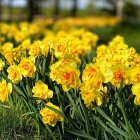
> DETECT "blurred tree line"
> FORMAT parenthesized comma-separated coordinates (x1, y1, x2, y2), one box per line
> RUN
(0, 0, 79, 21)
(103, 0, 139, 18)
(27, 0, 79, 21)
(0, 0, 139, 22)
(0, 0, 2, 21)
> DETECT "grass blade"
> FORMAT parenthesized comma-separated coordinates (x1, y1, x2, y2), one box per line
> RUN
(65, 128, 97, 140)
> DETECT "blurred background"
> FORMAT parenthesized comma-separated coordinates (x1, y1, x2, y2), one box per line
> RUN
(0, 0, 140, 51)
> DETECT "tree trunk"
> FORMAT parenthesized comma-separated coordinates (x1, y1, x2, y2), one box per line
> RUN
(0, 0, 2, 21)
(116, 0, 124, 19)
(28, 0, 41, 22)
(71, 0, 78, 17)
(28, 0, 34, 22)
(54, 0, 60, 17)
(106, 0, 124, 18)
(8, 0, 14, 21)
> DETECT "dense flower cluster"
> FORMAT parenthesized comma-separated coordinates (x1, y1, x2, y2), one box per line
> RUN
(80, 63, 109, 109)
(52, 16, 120, 30)
(94, 36, 140, 105)
(0, 18, 140, 128)
(0, 16, 119, 42)
(0, 22, 41, 43)
(50, 55, 81, 91)
(0, 16, 119, 44)
(0, 21, 98, 126)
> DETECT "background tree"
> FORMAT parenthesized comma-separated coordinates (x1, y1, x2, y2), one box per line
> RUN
(0, 0, 2, 21)
(54, 0, 60, 17)
(27, 0, 43, 22)
(71, 0, 78, 17)
(8, 0, 14, 21)
(108, 0, 124, 18)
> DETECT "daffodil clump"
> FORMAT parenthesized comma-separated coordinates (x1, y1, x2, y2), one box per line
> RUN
(0, 16, 119, 45)
(0, 17, 140, 133)
(0, 17, 119, 42)
(95, 36, 140, 105)
(0, 22, 99, 127)
(52, 16, 120, 30)
(50, 55, 81, 92)
(0, 22, 42, 43)
(80, 63, 109, 109)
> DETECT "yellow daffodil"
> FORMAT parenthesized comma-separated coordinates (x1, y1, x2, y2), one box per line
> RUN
(7, 65, 22, 84)
(0, 79, 12, 102)
(32, 80, 53, 102)
(18, 57, 36, 78)
(40, 102, 64, 127)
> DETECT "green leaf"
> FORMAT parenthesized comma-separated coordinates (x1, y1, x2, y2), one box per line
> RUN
(31, 96, 45, 101)
(96, 107, 116, 126)
(13, 85, 26, 99)
(65, 128, 96, 140)
(42, 57, 47, 76)
(104, 132, 108, 140)
(0, 104, 11, 109)
(129, 121, 139, 139)
(26, 78, 33, 97)
(118, 120, 126, 130)
(93, 114, 116, 139)
(107, 122, 127, 138)
(20, 112, 35, 118)
(46, 104, 65, 118)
